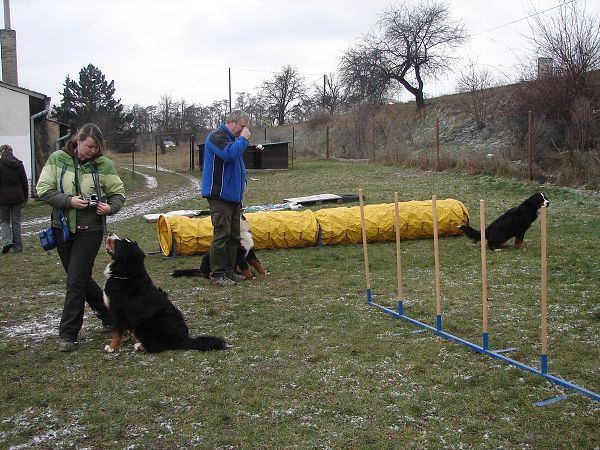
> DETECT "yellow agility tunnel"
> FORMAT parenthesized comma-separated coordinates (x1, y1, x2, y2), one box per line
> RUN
(157, 199, 469, 256)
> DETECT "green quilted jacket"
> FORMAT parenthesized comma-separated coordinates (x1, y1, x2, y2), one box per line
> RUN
(36, 150, 125, 234)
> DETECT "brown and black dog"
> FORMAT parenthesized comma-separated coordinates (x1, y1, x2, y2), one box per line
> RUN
(459, 192, 550, 250)
(103, 235, 228, 353)
(171, 214, 268, 280)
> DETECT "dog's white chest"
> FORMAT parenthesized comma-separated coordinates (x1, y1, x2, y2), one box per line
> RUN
(240, 220, 254, 256)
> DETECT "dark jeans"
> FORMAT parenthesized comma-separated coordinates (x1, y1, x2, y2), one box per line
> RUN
(55, 228, 111, 341)
(207, 199, 241, 276)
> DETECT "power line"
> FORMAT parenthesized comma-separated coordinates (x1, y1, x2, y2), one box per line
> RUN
(471, 0, 576, 37)
(132, 68, 228, 104)
(231, 67, 322, 77)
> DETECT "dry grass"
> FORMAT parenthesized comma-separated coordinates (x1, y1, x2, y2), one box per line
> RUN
(2, 158, 598, 449)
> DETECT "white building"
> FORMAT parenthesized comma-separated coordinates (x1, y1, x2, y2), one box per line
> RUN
(0, 80, 50, 194)
(1, 0, 64, 196)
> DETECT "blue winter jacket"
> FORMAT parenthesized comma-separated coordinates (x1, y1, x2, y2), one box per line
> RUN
(201, 124, 248, 204)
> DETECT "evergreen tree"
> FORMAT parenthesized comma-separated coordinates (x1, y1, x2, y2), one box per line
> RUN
(52, 64, 134, 142)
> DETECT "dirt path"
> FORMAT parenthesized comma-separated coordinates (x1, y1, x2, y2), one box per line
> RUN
(22, 165, 201, 236)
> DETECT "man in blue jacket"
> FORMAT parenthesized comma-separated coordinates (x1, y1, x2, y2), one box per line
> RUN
(201, 110, 252, 286)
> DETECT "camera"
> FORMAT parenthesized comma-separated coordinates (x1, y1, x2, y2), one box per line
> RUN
(81, 193, 99, 207)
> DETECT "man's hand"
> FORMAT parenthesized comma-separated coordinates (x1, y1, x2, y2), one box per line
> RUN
(241, 127, 252, 140)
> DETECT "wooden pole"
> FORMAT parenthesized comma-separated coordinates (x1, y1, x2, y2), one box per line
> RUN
(394, 192, 403, 300)
(228, 68, 232, 113)
(359, 189, 370, 290)
(372, 124, 376, 161)
(432, 195, 442, 330)
(292, 125, 295, 167)
(435, 118, 440, 171)
(528, 111, 533, 181)
(480, 200, 489, 349)
(323, 74, 326, 109)
(326, 125, 330, 159)
(540, 206, 548, 373)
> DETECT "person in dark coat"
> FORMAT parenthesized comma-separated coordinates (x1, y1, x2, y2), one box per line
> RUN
(0, 144, 29, 253)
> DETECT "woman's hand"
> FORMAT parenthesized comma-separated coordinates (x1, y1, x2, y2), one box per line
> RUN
(96, 201, 112, 216)
(69, 196, 90, 209)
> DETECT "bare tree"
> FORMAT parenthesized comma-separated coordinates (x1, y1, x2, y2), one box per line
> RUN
(207, 100, 230, 128)
(182, 103, 209, 133)
(234, 92, 252, 111)
(128, 104, 156, 150)
(456, 63, 499, 129)
(510, 2, 600, 152)
(338, 45, 394, 105)
(347, 1, 467, 108)
(156, 94, 178, 134)
(260, 65, 306, 125)
(528, 0, 600, 97)
(310, 73, 347, 114)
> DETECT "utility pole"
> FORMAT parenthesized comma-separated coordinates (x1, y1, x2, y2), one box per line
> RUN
(228, 68, 232, 113)
(180, 101, 185, 133)
(322, 74, 326, 110)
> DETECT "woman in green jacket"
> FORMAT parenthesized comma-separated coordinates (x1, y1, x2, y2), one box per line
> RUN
(36, 123, 125, 352)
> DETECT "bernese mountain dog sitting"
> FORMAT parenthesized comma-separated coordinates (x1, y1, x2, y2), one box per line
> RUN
(171, 214, 267, 280)
(459, 192, 550, 251)
(103, 235, 228, 353)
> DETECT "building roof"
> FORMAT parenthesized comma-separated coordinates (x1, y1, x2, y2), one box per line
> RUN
(0, 80, 50, 113)
(0, 80, 47, 99)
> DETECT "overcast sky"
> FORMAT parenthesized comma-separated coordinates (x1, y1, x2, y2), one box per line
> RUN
(3, 0, 598, 108)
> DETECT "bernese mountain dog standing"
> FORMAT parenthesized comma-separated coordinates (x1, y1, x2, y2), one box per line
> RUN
(103, 235, 228, 353)
(171, 214, 268, 280)
(459, 192, 550, 250)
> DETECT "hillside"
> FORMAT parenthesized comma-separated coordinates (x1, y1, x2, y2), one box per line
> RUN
(266, 72, 600, 190)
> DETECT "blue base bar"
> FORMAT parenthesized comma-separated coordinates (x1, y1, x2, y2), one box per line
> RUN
(369, 299, 600, 403)
(541, 354, 548, 375)
(535, 394, 569, 406)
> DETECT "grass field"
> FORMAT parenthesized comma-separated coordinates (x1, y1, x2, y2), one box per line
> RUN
(1, 155, 599, 449)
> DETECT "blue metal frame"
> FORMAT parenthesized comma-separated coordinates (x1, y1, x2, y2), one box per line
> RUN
(366, 293, 600, 403)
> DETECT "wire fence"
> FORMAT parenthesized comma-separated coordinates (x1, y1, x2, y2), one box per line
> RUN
(128, 109, 600, 190)
(256, 111, 600, 189)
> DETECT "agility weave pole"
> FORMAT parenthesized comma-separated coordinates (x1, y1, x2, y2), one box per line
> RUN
(358, 189, 600, 403)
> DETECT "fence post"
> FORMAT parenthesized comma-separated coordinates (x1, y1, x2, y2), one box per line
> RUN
(154, 135, 158, 172)
(435, 118, 441, 171)
(189, 134, 195, 171)
(326, 125, 330, 159)
(372, 123, 376, 161)
(528, 111, 533, 181)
